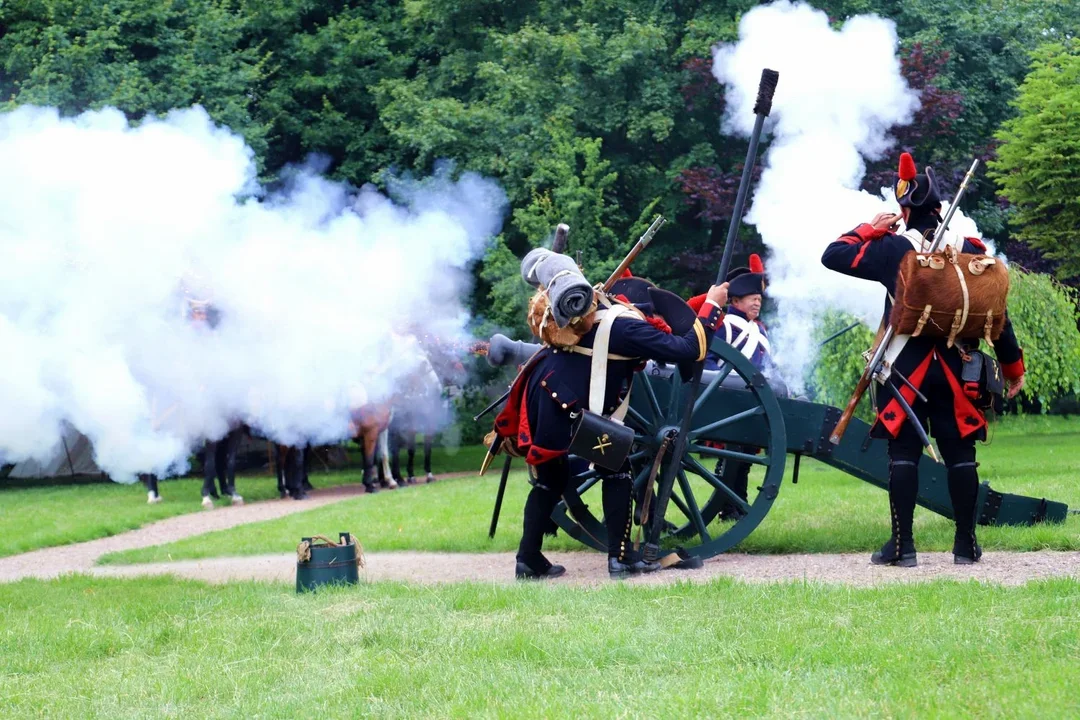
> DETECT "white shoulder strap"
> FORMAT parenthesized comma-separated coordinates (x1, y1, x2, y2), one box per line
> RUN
(589, 304, 631, 414)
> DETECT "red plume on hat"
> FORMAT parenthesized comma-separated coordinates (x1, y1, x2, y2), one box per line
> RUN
(749, 254, 764, 274)
(898, 152, 917, 181)
(895, 152, 917, 202)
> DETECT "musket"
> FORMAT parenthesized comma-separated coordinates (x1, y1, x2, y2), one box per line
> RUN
(602, 215, 666, 290)
(829, 158, 981, 450)
(818, 321, 861, 348)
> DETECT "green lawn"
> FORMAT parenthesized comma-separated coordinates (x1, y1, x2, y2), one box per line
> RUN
(101, 417, 1080, 565)
(0, 444, 487, 559)
(1, 575, 1078, 718)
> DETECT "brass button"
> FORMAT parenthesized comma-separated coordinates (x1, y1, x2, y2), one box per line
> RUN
(541, 381, 547, 387)
(562, 403, 568, 409)
(552, 392, 558, 398)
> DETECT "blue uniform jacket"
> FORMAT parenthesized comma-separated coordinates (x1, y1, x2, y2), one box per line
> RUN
(821, 222, 1025, 440)
(495, 300, 723, 465)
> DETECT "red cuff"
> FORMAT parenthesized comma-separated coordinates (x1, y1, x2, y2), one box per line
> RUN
(697, 300, 722, 331)
(853, 223, 887, 242)
(1001, 349, 1025, 381)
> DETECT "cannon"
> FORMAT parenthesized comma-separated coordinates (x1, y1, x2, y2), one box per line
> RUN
(484, 334, 1069, 560)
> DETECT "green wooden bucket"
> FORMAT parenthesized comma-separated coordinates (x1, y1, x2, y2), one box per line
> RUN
(295, 532, 363, 593)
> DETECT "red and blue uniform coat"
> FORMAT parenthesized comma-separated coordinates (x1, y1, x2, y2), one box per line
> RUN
(494, 300, 723, 465)
(821, 223, 1025, 442)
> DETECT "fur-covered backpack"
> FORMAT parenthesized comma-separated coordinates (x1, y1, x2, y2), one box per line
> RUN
(889, 231, 1009, 347)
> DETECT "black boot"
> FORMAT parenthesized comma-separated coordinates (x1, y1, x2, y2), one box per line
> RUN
(516, 472, 564, 578)
(515, 560, 566, 580)
(603, 472, 661, 579)
(871, 459, 918, 567)
(952, 532, 983, 564)
(608, 554, 661, 579)
(947, 460, 981, 564)
(871, 537, 918, 567)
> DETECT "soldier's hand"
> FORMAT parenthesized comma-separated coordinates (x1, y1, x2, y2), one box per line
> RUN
(870, 212, 901, 233)
(1007, 374, 1025, 399)
(706, 282, 729, 308)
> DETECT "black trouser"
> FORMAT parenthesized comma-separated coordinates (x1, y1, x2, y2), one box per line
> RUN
(389, 431, 433, 479)
(714, 444, 752, 515)
(282, 446, 307, 498)
(142, 474, 159, 497)
(202, 428, 242, 497)
(888, 434, 979, 544)
(516, 456, 636, 570)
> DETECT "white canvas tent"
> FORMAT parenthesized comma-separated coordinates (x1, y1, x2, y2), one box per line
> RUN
(7, 427, 103, 479)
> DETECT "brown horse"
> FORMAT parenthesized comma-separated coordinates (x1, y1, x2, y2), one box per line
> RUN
(273, 401, 396, 499)
(350, 402, 396, 493)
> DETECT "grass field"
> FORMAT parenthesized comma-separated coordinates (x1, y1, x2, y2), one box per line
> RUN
(101, 417, 1080, 565)
(1, 575, 1078, 718)
(0, 444, 487, 559)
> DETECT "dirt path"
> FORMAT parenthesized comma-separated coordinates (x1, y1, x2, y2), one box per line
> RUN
(2, 470, 1077, 587)
(0, 476, 469, 583)
(13, 546, 1080, 587)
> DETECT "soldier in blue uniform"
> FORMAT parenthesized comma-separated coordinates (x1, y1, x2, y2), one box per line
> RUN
(492, 249, 729, 580)
(689, 255, 772, 520)
(821, 152, 1026, 566)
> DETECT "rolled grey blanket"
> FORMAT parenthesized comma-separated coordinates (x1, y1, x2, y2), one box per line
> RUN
(520, 248, 594, 328)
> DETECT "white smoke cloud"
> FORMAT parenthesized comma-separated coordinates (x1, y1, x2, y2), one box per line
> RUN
(0, 105, 506, 480)
(712, 1, 984, 392)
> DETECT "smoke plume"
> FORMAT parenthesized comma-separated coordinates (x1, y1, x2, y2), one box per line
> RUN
(712, 1, 983, 392)
(0, 106, 507, 480)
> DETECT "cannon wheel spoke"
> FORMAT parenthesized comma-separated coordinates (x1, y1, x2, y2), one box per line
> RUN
(553, 339, 787, 561)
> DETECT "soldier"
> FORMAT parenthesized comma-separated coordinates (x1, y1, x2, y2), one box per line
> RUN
(689, 255, 772, 521)
(185, 298, 245, 509)
(491, 248, 729, 580)
(821, 152, 1026, 566)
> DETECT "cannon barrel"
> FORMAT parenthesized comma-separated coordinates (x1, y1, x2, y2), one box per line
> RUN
(486, 334, 542, 368)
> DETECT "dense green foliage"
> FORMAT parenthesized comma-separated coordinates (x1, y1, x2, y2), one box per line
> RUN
(991, 42, 1080, 278)
(3, 0, 1079, 407)
(1004, 266, 1080, 407)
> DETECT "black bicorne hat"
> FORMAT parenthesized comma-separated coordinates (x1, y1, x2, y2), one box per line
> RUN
(895, 152, 942, 210)
(726, 254, 766, 299)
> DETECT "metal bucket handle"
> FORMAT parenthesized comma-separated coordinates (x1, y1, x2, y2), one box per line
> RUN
(296, 533, 365, 569)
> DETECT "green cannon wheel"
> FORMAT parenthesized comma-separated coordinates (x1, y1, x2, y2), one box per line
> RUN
(551, 339, 787, 559)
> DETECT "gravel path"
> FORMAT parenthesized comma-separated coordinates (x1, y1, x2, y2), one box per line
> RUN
(0, 477, 468, 583)
(2, 471, 1077, 587)
(87, 550, 1080, 587)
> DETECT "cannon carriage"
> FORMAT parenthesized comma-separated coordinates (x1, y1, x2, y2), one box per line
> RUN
(486, 334, 1068, 561)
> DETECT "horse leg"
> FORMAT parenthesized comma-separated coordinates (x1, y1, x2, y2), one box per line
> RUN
(424, 433, 435, 483)
(361, 429, 379, 493)
(377, 428, 397, 489)
(302, 444, 314, 491)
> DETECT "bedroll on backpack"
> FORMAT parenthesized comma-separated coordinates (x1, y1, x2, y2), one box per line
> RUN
(889, 244, 1009, 347)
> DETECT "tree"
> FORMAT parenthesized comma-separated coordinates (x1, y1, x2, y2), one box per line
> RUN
(990, 42, 1080, 279)
(0, 0, 271, 157)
